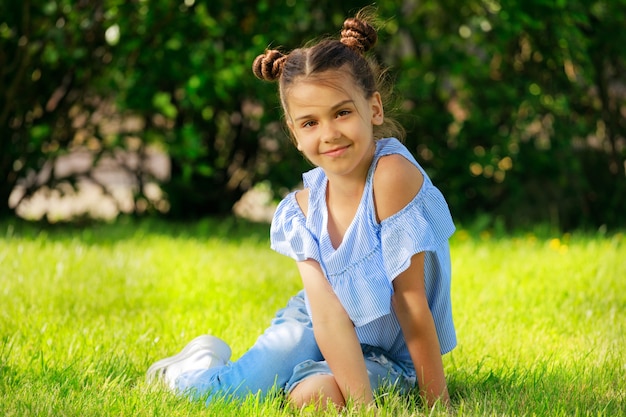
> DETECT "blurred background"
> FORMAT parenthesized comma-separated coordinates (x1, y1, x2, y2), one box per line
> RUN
(1, 0, 624, 231)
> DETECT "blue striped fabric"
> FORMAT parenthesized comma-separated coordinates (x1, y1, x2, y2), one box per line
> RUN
(270, 138, 456, 361)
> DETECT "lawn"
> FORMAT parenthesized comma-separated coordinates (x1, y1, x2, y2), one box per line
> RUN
(0, 218, 623, 416)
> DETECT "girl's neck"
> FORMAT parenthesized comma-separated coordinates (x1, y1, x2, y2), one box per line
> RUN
(323, 145, 375, 249)
(326, 173, 366, 199)
(324, 140, 376, 196)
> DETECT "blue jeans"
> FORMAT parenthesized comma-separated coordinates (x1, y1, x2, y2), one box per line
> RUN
(175, 290, 417, 404)
(285, 344, 416, 395)
(175, 290, 323, 403)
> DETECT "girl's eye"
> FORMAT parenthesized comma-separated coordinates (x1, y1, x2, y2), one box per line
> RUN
(302, 120, 317, 128)
(337, 110, 351, 117)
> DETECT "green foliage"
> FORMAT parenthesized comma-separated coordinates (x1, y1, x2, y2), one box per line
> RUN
(387, 0, 626, 230)
(0, 0, 113, 217)
(102, 0, 366, 218)
(2, 0, 625, 229)
(0, 219, 624, 415)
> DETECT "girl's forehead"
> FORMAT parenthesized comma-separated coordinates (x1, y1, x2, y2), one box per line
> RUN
(285, 73, 361, 105)
(291, 70, 356, 90)
(286, 83, 354, 115)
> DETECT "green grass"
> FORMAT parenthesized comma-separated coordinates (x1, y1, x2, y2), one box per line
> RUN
(0, 218, 624, 416)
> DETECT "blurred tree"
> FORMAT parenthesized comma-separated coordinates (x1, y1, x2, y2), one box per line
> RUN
(2, 0, 625, 229)
(0, 0, 112, 218)
(388, 0, 626, 229)
(105, 0, 366, 218)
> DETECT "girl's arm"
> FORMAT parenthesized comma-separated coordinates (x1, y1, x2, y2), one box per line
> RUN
(392, 252, 450, 407)
(373, 154, 449, 407)
(296, 259, 373, 405)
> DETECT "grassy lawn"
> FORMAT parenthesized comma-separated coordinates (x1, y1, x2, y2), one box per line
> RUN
(0, 218, 623, 416)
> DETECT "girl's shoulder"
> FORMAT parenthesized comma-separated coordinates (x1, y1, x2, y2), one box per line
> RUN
(272, 187, 308, 221)
(294, 188, 310, 218)
(372, 152, 424, 223)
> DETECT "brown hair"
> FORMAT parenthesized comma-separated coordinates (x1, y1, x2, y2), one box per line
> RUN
(252, 9, 405, 142)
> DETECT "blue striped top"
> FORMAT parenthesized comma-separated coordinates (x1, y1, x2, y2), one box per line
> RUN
(270, 138, 456, 361)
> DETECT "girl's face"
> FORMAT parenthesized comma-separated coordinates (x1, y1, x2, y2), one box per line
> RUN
(285, 71, 384, 180)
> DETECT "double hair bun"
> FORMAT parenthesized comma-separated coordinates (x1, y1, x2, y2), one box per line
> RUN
(252, 17, 377, 81)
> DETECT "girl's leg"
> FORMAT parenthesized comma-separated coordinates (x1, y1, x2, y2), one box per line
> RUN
(285, 346, 416, 408)
(289, 374, 344, 409)
(175, 290, 323, 403)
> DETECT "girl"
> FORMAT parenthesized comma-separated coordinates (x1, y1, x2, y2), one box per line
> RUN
(146, 10, 455, 410)
(255, 10, 456, 408)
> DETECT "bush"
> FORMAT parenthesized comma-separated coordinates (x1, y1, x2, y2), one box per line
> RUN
(2, 0, 625, 229)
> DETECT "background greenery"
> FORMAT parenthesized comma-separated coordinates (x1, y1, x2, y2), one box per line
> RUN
(2, 0, 625, 229)
(0, 219, 623, 416)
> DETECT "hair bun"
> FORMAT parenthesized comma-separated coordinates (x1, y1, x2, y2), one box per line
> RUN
(340, 17, 377, 53)
(252, 49, 287, 81)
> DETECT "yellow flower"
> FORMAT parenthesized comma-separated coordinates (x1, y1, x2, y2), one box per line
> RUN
(549, 238, 568, 254)
(549, 238, 561, 250)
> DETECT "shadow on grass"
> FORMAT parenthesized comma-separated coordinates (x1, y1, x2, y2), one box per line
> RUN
(1, 215, 271, 245)
(447, 359, 624, 416)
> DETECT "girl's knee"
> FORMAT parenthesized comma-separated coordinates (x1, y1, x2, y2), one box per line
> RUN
(288, 374, 345, 410)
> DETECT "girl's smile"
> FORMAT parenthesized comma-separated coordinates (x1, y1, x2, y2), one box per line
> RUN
(321, 145, 350, 158)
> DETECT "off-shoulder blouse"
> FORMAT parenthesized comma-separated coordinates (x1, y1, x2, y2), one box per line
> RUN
(270, 138, 456, 361)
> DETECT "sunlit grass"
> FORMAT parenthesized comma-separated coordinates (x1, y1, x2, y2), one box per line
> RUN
(0, 218, 624, 416)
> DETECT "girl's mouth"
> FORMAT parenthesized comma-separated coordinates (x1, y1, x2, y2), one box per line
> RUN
(322, 145, 350, 157)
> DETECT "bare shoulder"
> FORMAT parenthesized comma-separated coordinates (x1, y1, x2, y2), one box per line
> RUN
(295, 188, 310, 217)
(373, 154, 424, 222)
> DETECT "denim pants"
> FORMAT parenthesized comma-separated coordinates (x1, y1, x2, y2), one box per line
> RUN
(175, 290, 323, 403)
(175, 290, 416, 404)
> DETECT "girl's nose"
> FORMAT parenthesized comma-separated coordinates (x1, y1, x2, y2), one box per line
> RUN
(321, 123, 341, 142)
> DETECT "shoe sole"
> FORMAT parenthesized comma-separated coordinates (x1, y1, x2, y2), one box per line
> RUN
(146, 335, 232, 384)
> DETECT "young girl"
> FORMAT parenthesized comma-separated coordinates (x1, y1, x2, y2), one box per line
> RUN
(147, 10, 455, 410)
(256, 11, 456, 408)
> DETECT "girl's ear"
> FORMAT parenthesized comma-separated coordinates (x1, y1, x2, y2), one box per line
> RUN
(370, 92, 384, 126)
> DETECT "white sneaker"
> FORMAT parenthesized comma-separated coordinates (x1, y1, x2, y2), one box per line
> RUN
(146, 335, 232, 389)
